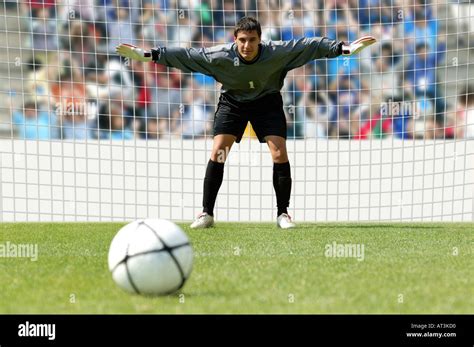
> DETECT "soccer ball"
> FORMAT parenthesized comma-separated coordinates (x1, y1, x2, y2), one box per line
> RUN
(108, 219, 193, 296)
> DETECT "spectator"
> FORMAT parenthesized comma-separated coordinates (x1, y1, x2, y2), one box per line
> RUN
(358, 0, 394, 29)
(298, 90, 335, 138)
(12, 99, 58, 140)
(390, 96, 415, 139)
(50, 63, 96, 139)
(325, 27, 359, 82)
(101, 104, 134, 140)
(259, 8, 282, 41)
(328, 75, 361, 138)
(280, 5, 319, 41)
(181, 86, 209, 139)
(107, 7, 137, 54)
(92, 52, 135, 111)
(144, 69, 182, 138)
(143, 118, 159, 139)
(26, 0, 56, 17)
(140, 1, 169, 47)
(402, 1, 438, 54)
(193, 0, 214, 37)
(404, 41, 443, 100)
(370, 42, 403, 99)
(24, 57, 54, 107)
(57, 0, 96, 22)
(62, 20, 97, 71)
(30, 6, 60, 51)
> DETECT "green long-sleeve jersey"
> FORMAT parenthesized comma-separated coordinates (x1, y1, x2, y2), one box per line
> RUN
(151, 37, 343, 102)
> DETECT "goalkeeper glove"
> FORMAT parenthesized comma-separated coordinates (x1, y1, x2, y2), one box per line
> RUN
(341, 36, 376, 56)
(115, 43, 152, 62)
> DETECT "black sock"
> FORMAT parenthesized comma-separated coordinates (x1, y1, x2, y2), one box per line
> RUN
(273, 162, 292, 216)
(202, 159, 224, 216)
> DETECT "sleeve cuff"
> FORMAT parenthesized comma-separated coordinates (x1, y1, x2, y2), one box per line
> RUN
(337, 41, 344, 56)
(151, 48, 161, 61)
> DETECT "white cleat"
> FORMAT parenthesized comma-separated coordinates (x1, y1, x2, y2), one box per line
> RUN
(190, 212, 214, 229)
(277, 213, 296, 229)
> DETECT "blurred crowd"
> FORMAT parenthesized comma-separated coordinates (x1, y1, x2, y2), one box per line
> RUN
(10, 0, 474, 140)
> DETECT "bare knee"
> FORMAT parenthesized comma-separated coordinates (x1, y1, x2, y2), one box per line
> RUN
(210, 135, 235, 163)
(266, 136, 288, 163)
(211, 145, 232, 163)
(271, 149, 288, 163)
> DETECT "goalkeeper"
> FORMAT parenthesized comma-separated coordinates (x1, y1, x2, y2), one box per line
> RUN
(116, 16, 375, 229)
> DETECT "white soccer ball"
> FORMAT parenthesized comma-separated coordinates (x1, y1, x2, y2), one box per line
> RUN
(108, 219, 193, 296)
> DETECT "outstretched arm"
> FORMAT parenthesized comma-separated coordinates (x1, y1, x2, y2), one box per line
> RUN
(115, 43, 215, 76)
(281, 35, 376, 70)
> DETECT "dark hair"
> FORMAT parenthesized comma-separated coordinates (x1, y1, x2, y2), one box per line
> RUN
(24, 99, 37, 109)
(234, 16, 261, 38)
(415, 41, 428, 51)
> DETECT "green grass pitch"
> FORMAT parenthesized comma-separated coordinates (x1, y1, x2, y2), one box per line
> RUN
(0, 222, 472, 314)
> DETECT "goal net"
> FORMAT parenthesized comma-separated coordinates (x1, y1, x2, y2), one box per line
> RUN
(0, 0, 473, 222)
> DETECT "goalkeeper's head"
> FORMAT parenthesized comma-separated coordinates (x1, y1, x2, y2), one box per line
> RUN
(234, 16, 262, 62)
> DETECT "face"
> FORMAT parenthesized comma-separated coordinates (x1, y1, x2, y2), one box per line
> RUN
(24, 107, 37, 118)
(234, 30, 261, 61)
(111, 114, 124, 129)
(417, 47, 428, 59)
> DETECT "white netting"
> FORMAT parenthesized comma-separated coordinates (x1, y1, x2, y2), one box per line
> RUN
(0, 0, 473, 222)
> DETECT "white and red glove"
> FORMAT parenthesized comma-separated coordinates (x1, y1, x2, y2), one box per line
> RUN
(342, 36, 376, 56)
(115, 43, 152, 62)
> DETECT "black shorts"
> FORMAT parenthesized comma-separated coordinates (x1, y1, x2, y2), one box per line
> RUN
(213, 92, 287, 143)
